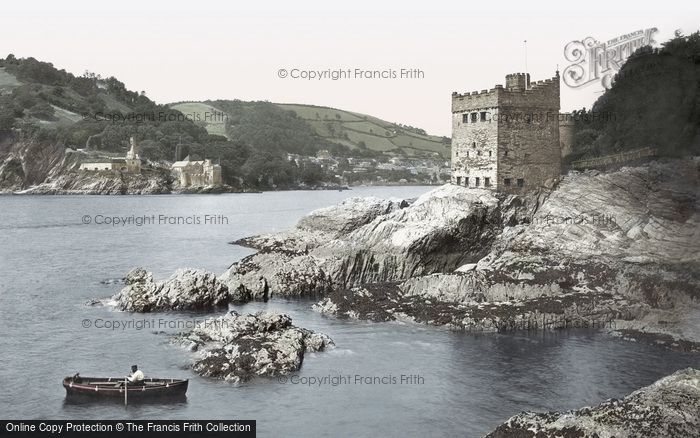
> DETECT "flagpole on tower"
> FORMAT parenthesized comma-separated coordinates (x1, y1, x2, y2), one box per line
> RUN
(524, 40, 528, 89)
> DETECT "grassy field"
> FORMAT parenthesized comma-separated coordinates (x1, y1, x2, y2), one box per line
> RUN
(50, 105, 84, 124)
(277, 103, 450, 158)
(167, 100, 450, 158)
(0, 67, 21, 92)
(170, 102, 229, 138)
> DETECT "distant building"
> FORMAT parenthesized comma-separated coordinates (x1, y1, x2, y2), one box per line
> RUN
(451, 72, 561, 192)
(79, 137, 142, 173)
(124, 137, 141, 173)
(316, 149, 332, 159)
(171, 156, 222, 187)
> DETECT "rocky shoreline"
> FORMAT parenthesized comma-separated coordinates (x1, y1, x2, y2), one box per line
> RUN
(221, 159, 699, 353)
(485, 367, 700, 438)
(95, 159, 697, 431)
(0, 141, 348, 194)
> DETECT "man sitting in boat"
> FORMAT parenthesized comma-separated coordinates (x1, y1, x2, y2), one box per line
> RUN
(127, 365, 145, 386)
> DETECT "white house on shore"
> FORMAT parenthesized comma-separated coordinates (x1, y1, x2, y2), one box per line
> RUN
(79, 136, 142, 173)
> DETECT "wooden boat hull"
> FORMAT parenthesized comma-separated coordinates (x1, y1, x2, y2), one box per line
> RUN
(63, 377, 188, 401)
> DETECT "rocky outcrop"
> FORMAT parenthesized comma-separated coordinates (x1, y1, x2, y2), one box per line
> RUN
(485, 367, 700, 438)
(0, 138, 66, 192)
(0, 155, 26, 191)
(113, 267, 229, 312)
(223, 185, 522, 300)
(387, 160, 699, 342)
(297, 196, 407, 237)
(175, 311, 334, 383)
(0, 137, 176, 195)
(229, 159, 699, 348)
(19, 167, 173, 194)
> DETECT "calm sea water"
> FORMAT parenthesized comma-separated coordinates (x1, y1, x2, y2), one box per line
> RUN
(0, 187, 697, 438)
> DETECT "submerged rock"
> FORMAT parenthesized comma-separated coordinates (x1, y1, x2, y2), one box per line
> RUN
(175, 311, 334, 383)
(113, 267, 229, 312)
(485, 367, 700, 438)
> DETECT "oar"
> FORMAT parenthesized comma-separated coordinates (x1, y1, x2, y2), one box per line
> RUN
(124, 377, 128, 407)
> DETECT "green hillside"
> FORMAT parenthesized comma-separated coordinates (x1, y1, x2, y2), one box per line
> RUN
(170, 101, 228, 139)
(171, 101, 450, 159)
(0, 55, 447, 190)
(0, 55, 209, 156)
(568, 31, 700, 162)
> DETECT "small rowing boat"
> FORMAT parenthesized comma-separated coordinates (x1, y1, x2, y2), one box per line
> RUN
(63, 376, 188, 401)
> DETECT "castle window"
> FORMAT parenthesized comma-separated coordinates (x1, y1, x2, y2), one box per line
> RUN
(475, 177, 480, 187)
(456, 176, 462, 185)
(462, 114, 469, 123)
(477, 151, 481, 156)
(517, 178, 524, 187)
(480, 112, 487, 121)
(466, 151, 469, 158)
(503, 150, 508, 157)
(488, 151, 492, 157)
(484, 177, 491, 187)
(464, 177, 468, 186)
(456, 151, 459, 157)
(504, 178, 511, 186)
(471, 113, 478, 123)
(472, 142, 476, 148)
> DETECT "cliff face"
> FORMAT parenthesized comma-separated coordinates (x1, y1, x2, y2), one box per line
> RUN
(0, 137, 66, 192)
(224, 158, 700, 350)
(0, 138, 174, 194)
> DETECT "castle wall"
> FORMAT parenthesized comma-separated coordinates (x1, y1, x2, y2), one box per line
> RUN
(173, 160, 222, 187)
(496, 78, 561, 193)
(451, 88, 502, 188)
(559, 114, 575, 160)
(79, 162, 115, 171)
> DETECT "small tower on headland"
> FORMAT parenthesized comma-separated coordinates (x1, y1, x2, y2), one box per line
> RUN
(125, 136, 142, 173)
(450, 71, 561, 192)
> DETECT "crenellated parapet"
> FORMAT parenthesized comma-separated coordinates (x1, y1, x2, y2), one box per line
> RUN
(452, 72, 560, 112)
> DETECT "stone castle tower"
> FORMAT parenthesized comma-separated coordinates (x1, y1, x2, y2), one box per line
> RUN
(451, 72, 561, 192)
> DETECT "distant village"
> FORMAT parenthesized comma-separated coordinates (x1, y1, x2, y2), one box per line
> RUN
(286, 150, 451, 185)
(72, 137, 448, 188)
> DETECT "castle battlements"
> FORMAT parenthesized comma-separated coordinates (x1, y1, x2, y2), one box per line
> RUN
(452, 72, 559, 112)
(452, 72, 560, 112)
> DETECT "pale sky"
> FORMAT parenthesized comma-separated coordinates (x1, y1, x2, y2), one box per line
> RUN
(1, 0, 698, 136)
